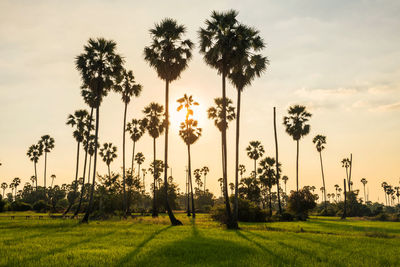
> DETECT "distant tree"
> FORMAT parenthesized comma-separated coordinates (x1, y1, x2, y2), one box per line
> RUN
(342, 158, 351, 190)
(313, 134, 327, 208)
(381, 181, 388, 205)
(27, 144, 43, 190)
(135, 152, 145, 178)
(9, 183, 15, 200)
(30, 176, 36, 188)
(246, 141, 265, 178)
(38, 134, 55, 198)
(201, 166, 209, 193)
(239, 164, 246, 180)
(50, 174, 56, 188)
(126, 119, 146, 172)
(258, 157, 278, 216)
(1, 182, 7, 198)
(229, 182, 235, 196)
(99, 143, 118, 180)
(283, 105, 312, 191)
(360, 178, 368, 203)
(282, 175, 289, 194)
(334, 184, 340, 202)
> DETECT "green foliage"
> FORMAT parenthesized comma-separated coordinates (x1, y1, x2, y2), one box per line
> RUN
(287, 187, 317, 219)
(33, 200, 48, 212)
(11, 201, 32, 211)
(211, 198, 267, 223)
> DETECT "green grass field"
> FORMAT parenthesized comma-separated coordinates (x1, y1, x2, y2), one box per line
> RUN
(1, 213, 400, 266)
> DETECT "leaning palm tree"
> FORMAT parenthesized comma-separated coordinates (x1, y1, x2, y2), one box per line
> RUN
(228, 22, 268, 223)
(313, 134, 327, 208)
(114, 69, 142, 216)
(178, 94, 202, 218)
(246, 141, 265, 178)
(283, 105, 312, 191)
(199, 9, 242, 229)
(99, 143, 118, 180)
(39, 135, 55, 198)
(360, 178, 368, 203)
(143, 102, 164, 217)
(76, 38, 123, 223)
(1, 182, 7, 198)
(135, 152, 145, 178)
(126, 119, 146, 171)
(201, 166, 209, 192)
(27, 144, 43, 190)
(144, 18, 193, 226)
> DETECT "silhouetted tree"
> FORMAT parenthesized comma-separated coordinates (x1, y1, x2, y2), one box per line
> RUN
(99, 143, 118, 180)
(282, 175, 288, 194)
(135, 152, 145, 178)
(246, 141, 265, 178)
(313, 134, 327, 208)
(27, 144, 43, 190)
(342, 158, 351, 190)
(39, 135, 55, 198)
(360, 178, 367, 203)
(201, 166, 209, 193)
(1, 182, 7, 198)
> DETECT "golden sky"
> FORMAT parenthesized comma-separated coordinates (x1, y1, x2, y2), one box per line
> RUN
(1, 0, 399, 203)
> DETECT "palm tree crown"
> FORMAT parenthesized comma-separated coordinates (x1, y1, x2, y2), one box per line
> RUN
(246, 141, 265, 161)
(313, 135, 326, 152)
(283, 105, 312, 141)
(207, 98, 235, 132)
(99, 143, 118, 166)
(143, 103, 164, 139)
(115, 69, 142, 104)
(27, 144, 43, 163)
(39, 135, 55, 153)
(67, 110, 90, 143)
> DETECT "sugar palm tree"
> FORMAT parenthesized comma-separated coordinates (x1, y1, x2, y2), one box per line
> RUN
(144, 18, 193, 226)
(282, 175, 288, 194)
(143, 102, 164, 217)
(258, 157, 278, 216)
(334, 184, 340, 202)
(12, 177, 21, 197)
(135, 152, 145, 178)
(229, 182, 235, 195)
(99, 143, 118, 180)
(381, 181, 388, 205)
(342, 158, 351, 190)
(246, 141, 265, 178)
(50, 174, 56, 188)
(194, 169, 202, 191)
(201, 166, 209, 192)
(9, 183, 15, 200)
(360, 178, 368, 203)
(313, 134, 327, 208)
(114, 69, 142, 216)
(283, 105, 312, 191)
(126, 119, 146, 172)
(178, 94, 202, 218)
(27, 144, 43, 190)
(1, 182, 7, 198)
(229, 22, 268, 223)
(39, 134, 55, 198)
(239, 164, 246, 180)
(30, 176, 36, 188)
(76, 38, 123, 223)
(199, 9, 243, 229)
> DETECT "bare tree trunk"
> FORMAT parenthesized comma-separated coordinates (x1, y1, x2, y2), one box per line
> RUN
(319, 151, 327, 209)
(348, 154, 353, 190)
(152, 138, 158, 217)
(273, 107, 282, 214)
(82, 107, 100, 223)
(122, 102, 127, 217)
(44, 152, 47, 200)
(188, 145, 195, 218)
(131, 141, 136, 175)
(296, 140, 299, 192)
(34, 162, 38, 191)
(342, 179, 347, 219)
(64, 141, 80, 215)
(233, 89, 241, 223)
(186, 166, 190, 216)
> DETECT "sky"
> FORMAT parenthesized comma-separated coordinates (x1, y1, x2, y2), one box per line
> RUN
(1, 0, 399, 203)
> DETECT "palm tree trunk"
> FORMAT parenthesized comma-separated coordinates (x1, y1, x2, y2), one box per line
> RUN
(186, 167, 190, 216)
(122, 102, 128, 216)
(269, 187, 272, 217)
(187, 144, 195, 218)
(131, 141, 136, 172)
(74, 108, 93, 218)
(363, 184, 366, 203)
(348, 154, 352, 191)
(273, 107, 282, 214)
(88, 155, 92, 181)
(342, 179, 347, 219)
(82, 107, 100, 223)
(233, 89, 241, 223)
(296, 140, 299, 192)
(64, 141, 80, 215)
(34, 162, 38, 191)
(44, 151, 47, 200)
(319, 151, 327, 209)
(254, 160, 256, 179)
(204, 174, 206, 193)
(152, 137, 158, 217)
(163, 80, 181, 225)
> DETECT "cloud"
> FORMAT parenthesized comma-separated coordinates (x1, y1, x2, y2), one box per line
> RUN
(375, 101, 400, 111)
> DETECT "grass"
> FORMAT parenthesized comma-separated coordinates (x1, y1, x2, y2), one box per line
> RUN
(1, 213, 400, 266)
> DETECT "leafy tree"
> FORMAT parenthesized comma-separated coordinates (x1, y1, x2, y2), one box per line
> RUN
(143, 102, 164, 217)
(144, 18, 193, 226)
(194, 169, 203, 191)
(76, 37, 123, 223)
(27, 144, 43, 190)
(99, 143, 118, 180)
(38, 134, 55, 197)
(287, 186, 317, 219)
(50, 174, 56, 188)
(313, 134, 327, 208)
(283, 105, 312, 191)
(239, 177, 260, 203)
(246, 141, 265, 178)
(239, 164, 246, 180)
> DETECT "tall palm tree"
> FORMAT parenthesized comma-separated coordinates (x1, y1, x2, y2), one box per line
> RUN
(76, 37, 123, 223)
(313, 134, 327, 208)
(194, 169, 202, 191)
(39, 135, 55, 198)
(282, 175, 288, 194)
(334, 184, 340, 202)
(99, 143, 118, 180)
(1, 182, 7, 198)
(27, 144, 43, 190)
(143, 102, 164, 217)
(126, 119, 146, 172)
(341, 158, 351, 190)
(283, 105, 312, 191)
(144, 18, 193, 226)
(9, 183, 15, 200)
(135, 152, 145, 178)
(199, 9, 243, 229)
(12, 177, 21, 197)
(246, 141, 265, 178)
(201, 166, 209, 192)
(360, 178, 368, 203)
(50, 174, 56, 188)
(114, 69, 142, 216)
(258, 157, 278, 216)
(381, 182, 388, 205)
(178, 94, 202, 218)
(228, 22, 268, 223)
(30, 176, 36, 188)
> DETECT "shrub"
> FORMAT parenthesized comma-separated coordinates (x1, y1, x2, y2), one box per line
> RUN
(0, 199, 6, 212)
(287, 187, 317, 220)
(11, 201, 32, 211)
(210, 198, 267, 223)
(33, 200, 48, 212)
(210, 204, 228, 224)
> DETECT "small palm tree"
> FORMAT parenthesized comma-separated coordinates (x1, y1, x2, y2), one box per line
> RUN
(178, 94, 202, 218)
(334, 184, 340, 202)
(30, 176, 36, 188)
(282, 175, 289, 194)
(239, 164, 246, 180)
(229, 182, 235, 195)
(50, 174, 56, 188)
(313, 134, 327, 208)
(115, 69, 142, 216)
(12, 177, 21, 197)
(361, 178, 368, 202)
(283, 105, 312, 191)
(381, 182, 388, 205)
(126, 119, 146, 171)
(246, 141, 265, 178)
(342, 158, 351, 190)
(1, 182, 7, 198)
(39, 135, 55, 197)
(258, 157, 278, 216)
(145, 18, 193, 226)
(135, 152, 145, 178)
(194, 169, 202, 191)
(143, 102, 164, 217)
(27, 144, 43, 190)
(9, 183, 15, 200)
(201, 166, 209, 192)
(99, 143, 118, 180)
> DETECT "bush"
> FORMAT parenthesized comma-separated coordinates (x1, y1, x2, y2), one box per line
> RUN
(33, 200, 48, 212)
(287, 187, 317, 220)
(279, 212, 294, 222)
(11, 201, 32, 211)
(210, 204, 228, 224)
(0, 199, 6, 212)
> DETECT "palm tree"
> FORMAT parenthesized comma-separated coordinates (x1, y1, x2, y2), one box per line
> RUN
(199, 9, 243, 229)
(76, 38, 123, 223)
(50, 174, 56, 188)
(395, 186, 400, 205)
(239, 164, 246, 180)
(334, 184, 340, 202)
(381, 182, 388, 205)
(39, 134, 55, 198)
(65, 109, 89, 214)
(9, 183, 15, 200)
(320, 187, 325, 204)
(282, 175, 289, 194)
(201, 166, 209, 192)
(229, 182, 235, 195)
(99, 143, 118, 180)
(313, 134, 327, 208)
(12, 177, 21, 197)
(27, 144, 43, 190)
(178, 94, 202, 218)
(246, 141, 265, 178)
(194, 169, 203, 191)
(258, 157, 278, 216)
(114, 69, 142, 216)
(135, 152, 145, 178)
(283, 105, 312, 191)
(30, 176, 36, 188)
(144, 18, 193, 226)
(143, 102, 164, 217)
(1, 182, 7, 198)
(126, 119, 146, 172)
(228, 22, 268, 223)
(360, 178, 368, 203)
(342, 158, 351, 190)
(142, 168, 147, 193)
